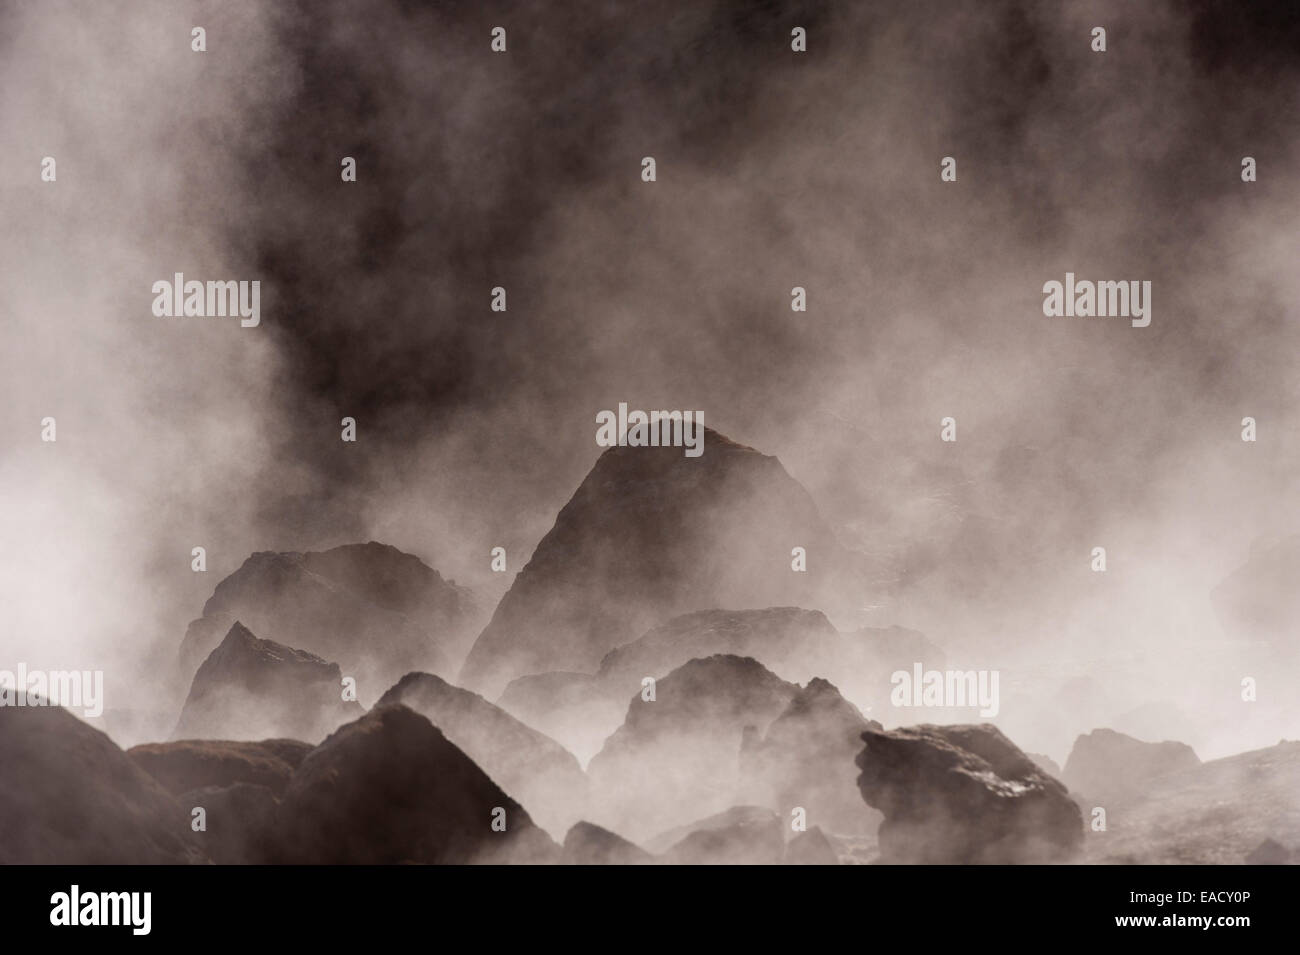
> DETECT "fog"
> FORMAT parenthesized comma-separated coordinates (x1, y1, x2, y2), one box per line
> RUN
(2, 0, 1297, 777)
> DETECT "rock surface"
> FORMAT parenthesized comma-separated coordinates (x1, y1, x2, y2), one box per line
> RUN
(460, 430, 876, 697)
(856, 723, 1084, 864)
(784, 825, 840, 865)
(0, 705, 205, 864)
(180, 541, 481, 697)
(273, 704, 558, 864)
(377, 671, 588, 835)
(129, 738, 312, 795)
(173, 622, 362, 743)
(656, 806, 785, 865)
(1063, 728, 1200, 802)
(561, 821, 655, 865)
(587, 655, 799, 840)
(740, 677, 883, 836)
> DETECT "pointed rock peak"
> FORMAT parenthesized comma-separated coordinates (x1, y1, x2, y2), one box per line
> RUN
(210, 621, 331, 669)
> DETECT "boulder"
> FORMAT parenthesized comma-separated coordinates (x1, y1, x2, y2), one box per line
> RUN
(173, 622, 362, 743)
(856, 723, 1083, 864)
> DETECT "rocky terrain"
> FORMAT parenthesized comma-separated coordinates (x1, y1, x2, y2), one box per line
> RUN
(856, 723, 1084, 864)
(1063, 728, 1201, 803)
(377, 671, 588, 835)
(460, 430, 882, 697)
(180, 542, 482, 699)
(586, 654, 801, 840)
(173, 621, 362, 743)
(497, 606, 939, 760)
(0, 705, 205, 864)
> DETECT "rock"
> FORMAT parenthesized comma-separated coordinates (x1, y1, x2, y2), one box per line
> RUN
(856, 723, 1083, 864)
(497, 671, 618, 764)
(180, 782, 279, 865)
(586, 655, 799, 840)
(740, 677, 883, 836)
(180, 541, 482, 697)
(598, 608, 940, 713)
(0, 704, 205, 864)
(1245, 838, 1293, 865)
(499, 607, 938, 761)
(460, 430, 876, 697)
(1027, 752, 1062, 778)
(1084, 741, 1300, 864)
(273, 704, 558, 864)
(128, 738, 312, 796)
(561, 822, 655, 865)
(656, 806, 785, 865)
(784, 826, 840, 865)
(1063, 728, 1200, 802)
(173, 622, 362, 743)
(377, 671, 588, 835)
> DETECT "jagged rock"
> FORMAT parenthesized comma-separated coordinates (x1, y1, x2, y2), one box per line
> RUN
(784, 826, 840, 865)
(180, 541, 481, 697)
(173, 622, 362, 743)
(656, 806, 785, 865)
(0, 705, 206, 864)
(598, 608, 939, 710)
(377, 672, 588, 835)
(1246, 838, 1293, 865)
(740, 677, 883, 836)
(181, 782, 279, 865)
(1063, 728, 1200, 802)
(498, 607, 938, 760)
(460, 430, 876, 697)
(561, 822, 654, 865)
(856, 723, 1083, 864)
(129, 738, 311, 796)
(587, 655, 799, 840)
(273, 704, 558, 864)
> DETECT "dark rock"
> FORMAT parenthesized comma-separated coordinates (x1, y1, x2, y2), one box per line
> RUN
(129, 738, 312, 796)
(856, 723, 1083, 864)
(180, 782, 278, 865)
(180, 541, 482, 697)
(377, 671, 588, 835)
(173, 622, 362, 743)
(460, 430, 877, 697)
(561, 821, 654, 865)
(274, 704, 558, 864)
(1063, 728, 1201, 802)
(0, 705, 206, 864)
